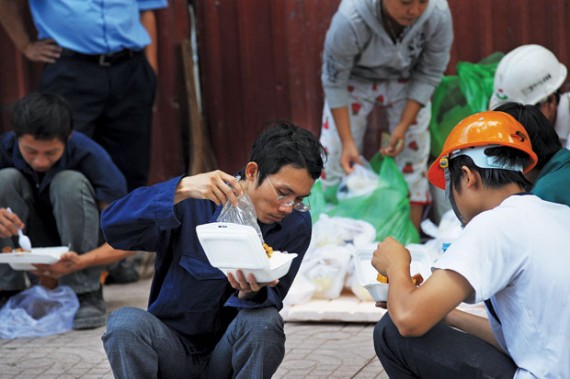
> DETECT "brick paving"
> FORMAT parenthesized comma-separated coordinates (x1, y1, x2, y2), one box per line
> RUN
(0, 278, 386, 378)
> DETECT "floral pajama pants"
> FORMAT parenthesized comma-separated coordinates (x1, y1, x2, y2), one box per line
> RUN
(319, 79, 432, 205)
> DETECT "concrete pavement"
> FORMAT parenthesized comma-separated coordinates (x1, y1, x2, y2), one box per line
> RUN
(0, 278, 387, 378)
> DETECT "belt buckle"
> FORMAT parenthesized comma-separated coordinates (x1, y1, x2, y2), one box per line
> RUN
(98, 54, 111, 67)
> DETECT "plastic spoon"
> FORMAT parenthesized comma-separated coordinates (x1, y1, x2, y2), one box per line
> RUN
(6, 207, 32, 251)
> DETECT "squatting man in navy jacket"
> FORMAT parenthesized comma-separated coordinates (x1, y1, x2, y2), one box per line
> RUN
(100, 121, 326, 378)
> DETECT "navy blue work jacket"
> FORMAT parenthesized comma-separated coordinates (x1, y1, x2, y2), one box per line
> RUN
(101, 176, 312, 352)
(0, 131, 127, 210)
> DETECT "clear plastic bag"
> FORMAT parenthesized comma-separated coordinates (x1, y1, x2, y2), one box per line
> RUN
(217, 191, 263, 242)
(0, 285, 79, 339)
(337, 159, 379, 200)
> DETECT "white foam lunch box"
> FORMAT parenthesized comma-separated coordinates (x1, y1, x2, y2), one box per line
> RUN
(0, 246, 69, 270)
(196, 222, 297, 282)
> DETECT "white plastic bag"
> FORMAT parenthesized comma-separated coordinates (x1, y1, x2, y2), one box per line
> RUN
(420, 209, 464, 260)
(0, 285, 79, 339)
(301, 245, 352, 300)
(308, 214, 376, 250)
(337, 160, 379, 200)
(283, 274, 316, 306)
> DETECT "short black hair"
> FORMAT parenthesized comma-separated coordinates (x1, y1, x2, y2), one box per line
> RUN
(495, 102, 561, 170)
(449, 146, 533, 193)
(241, 120, 326, 185)
(12, 92, 73, 142)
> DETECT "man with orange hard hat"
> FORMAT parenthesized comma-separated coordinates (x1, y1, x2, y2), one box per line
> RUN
(371, 111, 570, 377)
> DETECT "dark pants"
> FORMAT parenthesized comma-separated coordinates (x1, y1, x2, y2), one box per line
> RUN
(374, 313, 517, 378)
(40, 52, 157, 191)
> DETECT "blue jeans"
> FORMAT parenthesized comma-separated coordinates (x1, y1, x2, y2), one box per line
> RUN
(102, 306, 286, 379)
(0, 168, 101, 293)
(374, 313, 517, 378)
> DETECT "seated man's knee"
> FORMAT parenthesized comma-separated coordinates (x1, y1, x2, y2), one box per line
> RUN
(51, 170, 90, 193)
(0, 168, 24, 182)
(238, 307, 285, 343)
(0, 168, 26, 195)
(50, 170, 94, 202)
(103, 308, 149, 348)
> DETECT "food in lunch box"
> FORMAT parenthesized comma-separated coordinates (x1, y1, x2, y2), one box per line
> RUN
(411, 273, 424, 286)
(2, 246, 29, 253)
(262, 242, 273, 258)
(376, 273, 424, 286)
(376, 273, 389, 283)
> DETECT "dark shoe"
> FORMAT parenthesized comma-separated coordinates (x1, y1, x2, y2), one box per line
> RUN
(73, 287, 107, 330)
(105, 258, 140, 284)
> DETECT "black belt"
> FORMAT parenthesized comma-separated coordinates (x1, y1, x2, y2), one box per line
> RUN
(60, 49, 143, 66)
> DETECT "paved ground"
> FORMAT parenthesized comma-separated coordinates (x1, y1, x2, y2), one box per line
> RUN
(0, 278, 387, 379)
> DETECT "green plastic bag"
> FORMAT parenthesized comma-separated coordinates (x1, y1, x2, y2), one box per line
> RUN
(309, 154, 419, 245)
(307, 179, 329, 225)
(429, 52, 505, 157)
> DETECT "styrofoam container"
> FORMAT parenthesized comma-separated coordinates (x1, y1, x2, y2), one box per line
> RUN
(0, 246, 68, 270)
(196, 222, 297, 282)
(354, 243, 432, 302)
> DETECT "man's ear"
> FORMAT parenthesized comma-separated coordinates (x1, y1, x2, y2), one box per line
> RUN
(539, 94, 558, 122)
(244, 162, 258, 182)
(461, 166, 480, 190)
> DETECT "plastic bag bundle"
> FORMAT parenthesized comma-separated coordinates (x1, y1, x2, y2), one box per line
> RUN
(283, 273, 317, 305)
(0, 285, 79, 339)
(217, 191, 263, 242)
(301, 245, 353, 300)
(337, 161, 379, 200)
(288, 215, 376, 302)
(329, 155, 420, 244)
(421, 209, 464, 260)
(308, 214, 376, 249)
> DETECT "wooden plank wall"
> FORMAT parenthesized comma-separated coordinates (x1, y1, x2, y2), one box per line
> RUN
(1, 0, 569, 179)
(195, 0, 570, 174)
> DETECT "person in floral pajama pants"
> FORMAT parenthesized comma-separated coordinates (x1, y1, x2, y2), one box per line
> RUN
(320, 0, 453, 230)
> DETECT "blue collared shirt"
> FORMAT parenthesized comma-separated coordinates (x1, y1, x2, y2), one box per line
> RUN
(0, 131, 127, 208)
(101, 176, 312, 352)
(29, 0, 168, 54)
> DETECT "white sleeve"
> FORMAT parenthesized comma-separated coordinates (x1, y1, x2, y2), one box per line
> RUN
(432, 210, 526, 303)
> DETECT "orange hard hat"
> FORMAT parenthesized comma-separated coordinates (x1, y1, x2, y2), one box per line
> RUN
(428, 111, 538, 189)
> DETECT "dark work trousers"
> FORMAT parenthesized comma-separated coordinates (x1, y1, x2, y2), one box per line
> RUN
(374, 313, 517, 378)
(39, 53, 157, 192)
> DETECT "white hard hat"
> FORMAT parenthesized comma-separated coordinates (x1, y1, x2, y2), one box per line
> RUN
(489, 44, 567, 109)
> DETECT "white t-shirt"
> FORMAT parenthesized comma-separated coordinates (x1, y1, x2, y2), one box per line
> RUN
(433, 195, 570, 379)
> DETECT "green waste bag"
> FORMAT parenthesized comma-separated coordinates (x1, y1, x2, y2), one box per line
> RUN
(307, 179, 329, 225)
(310, 154, 419, 245)
(430, 52, 505, 157)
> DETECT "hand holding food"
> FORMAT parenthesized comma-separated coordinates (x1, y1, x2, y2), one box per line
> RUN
(175, 170, 243, 206)
(376, 272, 424, 286)
(0, 208, 25, 238)
(380, 122, 407, 157)
(371, 237, 411, 276)
(228, 269, 279, 299)
(32, 251, 81, 279)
